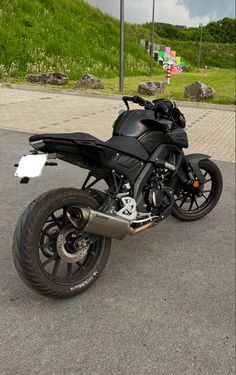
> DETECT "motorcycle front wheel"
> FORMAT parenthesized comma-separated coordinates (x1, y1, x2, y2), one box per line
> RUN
(12, 188, 111, 298)
(172, 159, 223, 221)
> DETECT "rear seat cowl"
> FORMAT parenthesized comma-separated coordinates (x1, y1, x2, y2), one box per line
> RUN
(29, 133, 149, 161)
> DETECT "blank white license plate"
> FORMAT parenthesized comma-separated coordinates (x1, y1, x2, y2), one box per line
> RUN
(14, 154, 48, 178)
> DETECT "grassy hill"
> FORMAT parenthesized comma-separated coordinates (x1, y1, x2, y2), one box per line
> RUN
(0, 0, 235, 80)
(0, 0, 156, 79)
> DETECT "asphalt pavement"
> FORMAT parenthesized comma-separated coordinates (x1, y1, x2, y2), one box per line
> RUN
(0, 128, 235, 375)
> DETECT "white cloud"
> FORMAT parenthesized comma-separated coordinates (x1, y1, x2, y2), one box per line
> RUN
(125, 0, 210, 26)
(85, 0, 232, 26)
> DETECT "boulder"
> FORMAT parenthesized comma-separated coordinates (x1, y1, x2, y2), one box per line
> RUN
(75, 74, 104, 89)
(184, 81, 216, 101)
(138, 81, 168, 96)
(26, 72, 69, 85)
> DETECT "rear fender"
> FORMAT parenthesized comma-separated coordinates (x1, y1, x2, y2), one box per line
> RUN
(185, 153, 210, 183)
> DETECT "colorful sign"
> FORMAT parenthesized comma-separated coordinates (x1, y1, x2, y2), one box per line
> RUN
(156, 46, 186, 73)
(139, 39, 186, 75)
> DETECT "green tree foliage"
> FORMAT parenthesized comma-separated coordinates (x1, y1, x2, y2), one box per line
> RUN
(146, 18, 236, 44)
(205, 18, 236, 44)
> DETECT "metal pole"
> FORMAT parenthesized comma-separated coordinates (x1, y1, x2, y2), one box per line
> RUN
(197, 23, 203, 73)
(150, 0, 155, 77)
(166, 64, 171, 85)
(119, 0, 124, 92)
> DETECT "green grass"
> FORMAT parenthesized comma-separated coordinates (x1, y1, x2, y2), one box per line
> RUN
(0, 0, 159, 79)
(7, 68, 234, 106)
(101, 69, 235, 105)
(0, 0, 235, 82)
(100, 69, 235, 105)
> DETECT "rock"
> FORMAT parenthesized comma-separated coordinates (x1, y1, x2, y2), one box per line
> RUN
(75, 74, 104, 89)
(184, 81, 216, 101)
(138, 81, 168, 96)
(26, 72, 69, 85)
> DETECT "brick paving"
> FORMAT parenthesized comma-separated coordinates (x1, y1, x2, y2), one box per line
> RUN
(0, 87, 235, 162)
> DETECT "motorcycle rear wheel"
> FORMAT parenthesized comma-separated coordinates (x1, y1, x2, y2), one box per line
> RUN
(12, 188, 111, 298)
(172, 159, 223, 221)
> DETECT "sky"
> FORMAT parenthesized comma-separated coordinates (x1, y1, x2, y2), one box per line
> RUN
(86, 0, 235, 27)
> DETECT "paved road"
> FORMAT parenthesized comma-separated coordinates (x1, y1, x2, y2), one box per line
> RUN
(0, 87, 235, 162)
(0, 88, 235, 375)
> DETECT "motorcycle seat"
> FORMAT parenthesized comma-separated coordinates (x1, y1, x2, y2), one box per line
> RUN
(29, 132, 149, 160)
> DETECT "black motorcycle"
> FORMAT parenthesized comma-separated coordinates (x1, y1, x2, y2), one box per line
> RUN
(13, 96, 223, 298)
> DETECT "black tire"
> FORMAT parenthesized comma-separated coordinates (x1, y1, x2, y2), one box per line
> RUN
(12, 188, 111, 298)
(172, 159, 223, 221)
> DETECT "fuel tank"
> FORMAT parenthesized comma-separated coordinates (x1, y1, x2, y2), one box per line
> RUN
(113, 110, 156, 137)
(113, 110, 188, 151)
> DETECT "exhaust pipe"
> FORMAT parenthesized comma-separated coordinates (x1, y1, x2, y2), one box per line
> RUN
(67, 206, 157, 240)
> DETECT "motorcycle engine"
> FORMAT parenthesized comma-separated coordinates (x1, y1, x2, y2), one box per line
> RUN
(144, 173, 172, 214)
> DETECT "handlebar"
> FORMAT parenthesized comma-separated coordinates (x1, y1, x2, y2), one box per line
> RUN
(122, 96, 154, 110)
(121, 96, 185, 129)
(122, 96, 173, 117)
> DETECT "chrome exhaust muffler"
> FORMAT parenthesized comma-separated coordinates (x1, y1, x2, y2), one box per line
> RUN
(67, 206, 157, 240)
